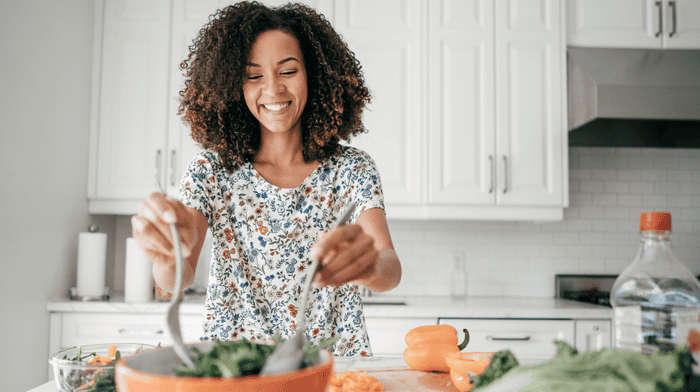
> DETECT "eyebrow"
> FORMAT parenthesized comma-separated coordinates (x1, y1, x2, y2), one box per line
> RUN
(247, 57, 300, 67)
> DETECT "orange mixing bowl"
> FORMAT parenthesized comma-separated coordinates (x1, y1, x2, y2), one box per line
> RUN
(114, 341, 333, 392)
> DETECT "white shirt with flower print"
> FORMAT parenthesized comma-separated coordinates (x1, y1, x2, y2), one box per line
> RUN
(179, 145, 385, 357)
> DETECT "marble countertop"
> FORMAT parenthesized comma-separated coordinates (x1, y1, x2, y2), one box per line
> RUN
(48, 294, 612, 319)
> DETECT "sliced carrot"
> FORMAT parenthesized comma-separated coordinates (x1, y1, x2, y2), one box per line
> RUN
(86, 355, 113, 366)
(330, 369, 384, 392)
(108, 345, 118, 358)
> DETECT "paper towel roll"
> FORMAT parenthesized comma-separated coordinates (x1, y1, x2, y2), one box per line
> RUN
(124, 237, 154, 303)
(76, 232, 108, 297)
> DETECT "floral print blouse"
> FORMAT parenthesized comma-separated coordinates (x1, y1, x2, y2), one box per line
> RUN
(179, 145, 385, 356)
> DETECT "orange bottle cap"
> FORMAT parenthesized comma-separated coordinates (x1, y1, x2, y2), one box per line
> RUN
(640, 212, 672, 231)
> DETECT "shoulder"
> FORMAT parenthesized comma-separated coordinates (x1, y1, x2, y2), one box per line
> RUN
(187, 150, 231, 174)
(334, 145, 376, 167)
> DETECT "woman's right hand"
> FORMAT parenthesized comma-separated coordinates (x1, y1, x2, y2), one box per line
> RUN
(131, 193, 205, 291)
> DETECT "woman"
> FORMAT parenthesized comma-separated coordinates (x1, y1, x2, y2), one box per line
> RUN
(131, 1, 401, 357)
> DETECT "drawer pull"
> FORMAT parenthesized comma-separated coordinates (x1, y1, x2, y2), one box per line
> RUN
(486, 335, 531, 341)
(118, 328, 164, 335)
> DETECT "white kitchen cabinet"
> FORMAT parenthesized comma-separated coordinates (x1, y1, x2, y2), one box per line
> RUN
(439, 318, 575, 365)
(87, 0, 174, 214)
(575, 319, 612, 352)
(87, 0, 568, 220)
(334, 0, 425, 207)
(365, 317, 438, 356)
(567, 0, 700, 49)
(427, 0, 566, 219)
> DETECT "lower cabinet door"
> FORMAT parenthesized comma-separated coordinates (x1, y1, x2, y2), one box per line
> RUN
(439, 318, 575, 365)
(575, 319, 612, 352)
(60, 312, 204, 348)
(365, 317, 438, 356)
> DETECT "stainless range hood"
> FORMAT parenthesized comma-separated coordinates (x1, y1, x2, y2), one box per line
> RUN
(568, 48, 700, 148)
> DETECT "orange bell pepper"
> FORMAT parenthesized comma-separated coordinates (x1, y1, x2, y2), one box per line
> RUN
(403, 325, 469, 373)
(445, 352, 495, 392)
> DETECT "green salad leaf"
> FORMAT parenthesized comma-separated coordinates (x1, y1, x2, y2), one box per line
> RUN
(176, 334, 341, 378)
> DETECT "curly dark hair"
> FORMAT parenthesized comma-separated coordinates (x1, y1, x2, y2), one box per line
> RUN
(178, 1, 371, 172)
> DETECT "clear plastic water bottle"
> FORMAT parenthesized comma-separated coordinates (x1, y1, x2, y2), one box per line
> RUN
(610, 212, 700, 354)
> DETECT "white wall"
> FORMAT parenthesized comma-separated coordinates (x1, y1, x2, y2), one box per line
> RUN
(385, 147, 700, 298)
(0, 1, 97, 390)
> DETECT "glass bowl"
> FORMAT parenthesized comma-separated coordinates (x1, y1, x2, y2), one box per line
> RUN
(49, 343, 157, 392)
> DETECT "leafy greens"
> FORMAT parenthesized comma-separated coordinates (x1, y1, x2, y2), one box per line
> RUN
(175, 334, 341, 378)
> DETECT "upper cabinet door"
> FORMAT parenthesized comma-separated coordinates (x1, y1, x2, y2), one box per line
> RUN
(333, 0, 424, 206)
(496, 0, 565, 207)
(567, 0, 662, 48)
(90, 0, 172, 201)
(567, 0, 700, 49)
(663, 0, 700, 48)
(427, 0, 496, 205)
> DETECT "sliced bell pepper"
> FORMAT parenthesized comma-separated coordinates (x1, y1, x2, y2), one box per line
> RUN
(445, 351, 495, 392)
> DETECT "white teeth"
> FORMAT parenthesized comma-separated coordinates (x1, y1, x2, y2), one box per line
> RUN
(263, 102, 289, 111)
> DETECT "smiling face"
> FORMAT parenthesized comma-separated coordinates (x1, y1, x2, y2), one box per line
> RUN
(242, 30, 308, 136)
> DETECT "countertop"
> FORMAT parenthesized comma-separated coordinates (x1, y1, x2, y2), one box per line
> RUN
(47, 294, 613, 319)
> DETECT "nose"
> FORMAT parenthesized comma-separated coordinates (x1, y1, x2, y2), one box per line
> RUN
(263, 74, 284, 96)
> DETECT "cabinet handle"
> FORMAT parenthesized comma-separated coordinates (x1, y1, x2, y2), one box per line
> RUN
(502, 156, 508, 194)
(170, 150, 177, 187)
(655, 1, 663, 37)
(118, 328, 164, 335)
(488, 155, 494, 194)
(669, 1, 677, 37)
(486, 335, 531, 341)
(155, 149, 162, 184)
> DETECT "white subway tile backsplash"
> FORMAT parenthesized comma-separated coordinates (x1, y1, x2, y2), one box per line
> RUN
(605, 181, 630, 193)
(592, 194, 618, 207)
(385, 147, 700, 299)
(668, 171, 693, 183)
(681, 183, 700, 195)
(654, 182, 680, 194)
(642, 170, 666, 182)
(642, 194, 668, 206)
(617, 195, 642, 207)
(579, 206, 606, 219)
(580, 258, 605, 272)
(580, 181, 605, 193)
(567, 245, 593, 258)
(617, 170, 642, 181)
(592, 169, 618, 181)
(580, 232, 605, 245)
(630, 182, 655, 194)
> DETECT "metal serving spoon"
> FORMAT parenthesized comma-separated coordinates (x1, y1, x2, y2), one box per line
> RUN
(259, 201, 357, 376)
(155, 179, 196, 369)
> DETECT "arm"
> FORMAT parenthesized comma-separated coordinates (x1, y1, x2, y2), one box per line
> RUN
(353, 208, 401, 292)
(131, 193, 209, 293)
(311, 207, 402, 293)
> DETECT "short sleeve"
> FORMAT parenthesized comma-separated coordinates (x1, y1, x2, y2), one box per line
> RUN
(179, 152, 217, 222)
(348, 149, 385, 221)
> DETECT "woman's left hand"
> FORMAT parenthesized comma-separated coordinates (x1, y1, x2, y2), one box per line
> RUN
(310, 223, 380, 287)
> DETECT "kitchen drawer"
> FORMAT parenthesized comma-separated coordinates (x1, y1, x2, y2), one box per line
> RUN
(60, 312, 204, 348)
(439, 318, 575, 364)
(366, 317, 438, 356)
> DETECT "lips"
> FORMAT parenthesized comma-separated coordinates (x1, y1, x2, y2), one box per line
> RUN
(263, 102, 290, 111)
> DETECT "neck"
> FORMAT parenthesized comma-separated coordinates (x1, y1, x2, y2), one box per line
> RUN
(254, 125, 306, 166)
